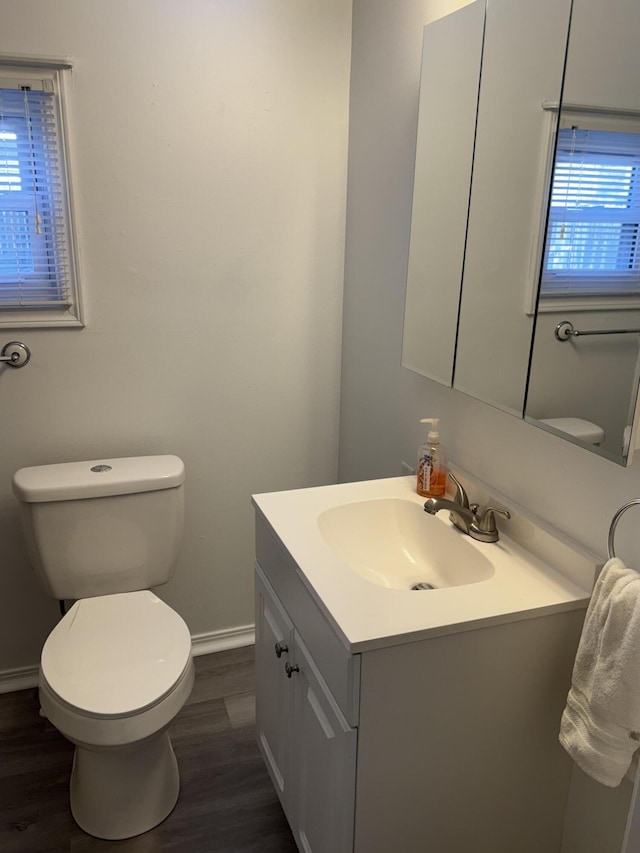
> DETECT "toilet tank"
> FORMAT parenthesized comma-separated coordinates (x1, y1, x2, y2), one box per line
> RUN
(12, 456, 185, 600)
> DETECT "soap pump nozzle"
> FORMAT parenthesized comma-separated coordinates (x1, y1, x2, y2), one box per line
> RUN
(420, 418, 440, 444)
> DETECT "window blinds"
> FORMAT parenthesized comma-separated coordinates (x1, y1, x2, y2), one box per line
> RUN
(0, 86, 71, 307)
(542, 127, 640, 297)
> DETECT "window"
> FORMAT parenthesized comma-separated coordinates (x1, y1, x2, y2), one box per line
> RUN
(0, 60, 82, 327)
(540, 115, 640, 301)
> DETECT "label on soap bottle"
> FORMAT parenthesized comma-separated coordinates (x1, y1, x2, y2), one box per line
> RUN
(417, 453, 446, 498)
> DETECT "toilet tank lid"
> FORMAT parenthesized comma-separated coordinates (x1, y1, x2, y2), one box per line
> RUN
(12, 455, 185, 503)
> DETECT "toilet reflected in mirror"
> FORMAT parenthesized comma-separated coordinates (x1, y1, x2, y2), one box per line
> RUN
(538, 417, 605, 447)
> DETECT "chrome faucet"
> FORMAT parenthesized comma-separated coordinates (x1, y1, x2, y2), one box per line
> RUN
(423, 473, 511, 543)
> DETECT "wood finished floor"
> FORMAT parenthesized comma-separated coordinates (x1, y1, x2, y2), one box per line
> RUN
(0, 647, 298, 853)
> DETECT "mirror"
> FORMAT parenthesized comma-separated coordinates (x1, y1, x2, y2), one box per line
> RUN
(453, 0, 571, 416)
(403, 0, 640, 465)
(402, 0, 485, 386)
(524, 0, 640, 464)
(403, 0, 571, 413)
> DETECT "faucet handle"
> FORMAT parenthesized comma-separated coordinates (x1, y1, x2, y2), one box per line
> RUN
(476, 506, 511, 534)
(448, 473, 469, 508)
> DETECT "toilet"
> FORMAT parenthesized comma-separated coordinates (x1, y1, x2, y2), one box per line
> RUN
(12, 455, 194, 841)
(538, 417, 605, 446)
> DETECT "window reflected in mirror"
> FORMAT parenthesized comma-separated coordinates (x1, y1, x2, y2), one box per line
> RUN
(526, 111, 640, 465)
(541, 119, 640, 302)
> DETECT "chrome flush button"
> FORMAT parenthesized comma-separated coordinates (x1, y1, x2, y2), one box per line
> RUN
(91, 464, 112, 473)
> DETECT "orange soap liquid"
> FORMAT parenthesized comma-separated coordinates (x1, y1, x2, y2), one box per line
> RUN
(416, 462, 447, 498)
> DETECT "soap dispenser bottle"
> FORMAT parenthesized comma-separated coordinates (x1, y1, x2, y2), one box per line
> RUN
(416, 418, 448, 498)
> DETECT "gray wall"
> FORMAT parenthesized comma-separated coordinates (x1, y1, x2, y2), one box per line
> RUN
(340, 0, 640, 568)
(340, 0, 639, 846)
(0, 0, 352, 673)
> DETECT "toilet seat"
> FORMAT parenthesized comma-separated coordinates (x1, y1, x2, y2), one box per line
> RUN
(41, 590, 192, 717)
(39, 656, 195, 748)
(39, 590, 194, 748)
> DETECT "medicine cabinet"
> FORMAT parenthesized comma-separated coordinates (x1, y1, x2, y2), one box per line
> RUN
(402, 0, 640, 466)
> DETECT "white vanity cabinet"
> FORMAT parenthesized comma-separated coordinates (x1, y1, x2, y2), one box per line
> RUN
(253, 487, 592, 853)
(255, 568, 295, 821)
(256, 567, 357, 853)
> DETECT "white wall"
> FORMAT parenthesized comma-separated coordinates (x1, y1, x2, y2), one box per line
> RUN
(0, 0, 351, 672)
(340, 0, 638, 845)
(563, 0, 640, 111)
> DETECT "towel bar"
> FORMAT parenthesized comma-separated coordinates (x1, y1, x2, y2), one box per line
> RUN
(608, 500, 640, 558)
(555, 321, 640, 342)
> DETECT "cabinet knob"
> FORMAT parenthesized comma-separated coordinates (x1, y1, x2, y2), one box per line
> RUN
(285, 662, 300, 678)
(274, 642, 288, 658)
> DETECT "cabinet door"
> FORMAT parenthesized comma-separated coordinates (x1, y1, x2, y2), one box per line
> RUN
(402, 0, 485, 386)
(291, 634, 357, 853)
(453, 0, 572, 415)
(255, 566, 295, 821)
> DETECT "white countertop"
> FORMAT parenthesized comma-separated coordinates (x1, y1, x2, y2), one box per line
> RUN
(252, 476, 596, 653)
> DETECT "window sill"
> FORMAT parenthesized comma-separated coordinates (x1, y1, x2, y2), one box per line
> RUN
(534, 295, 640, 314)
(0, 306, 84, 329)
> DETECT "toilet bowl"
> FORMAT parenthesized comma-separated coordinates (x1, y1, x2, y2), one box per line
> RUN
(39, 590, 194, 840)
(12, 455, 193, 840)
(538, 417, 605, 446)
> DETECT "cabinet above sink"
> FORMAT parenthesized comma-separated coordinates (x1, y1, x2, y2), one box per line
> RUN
(402, 0, 640, 466)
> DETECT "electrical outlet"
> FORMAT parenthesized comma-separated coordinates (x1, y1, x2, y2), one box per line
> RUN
(401, 461, 415, 476)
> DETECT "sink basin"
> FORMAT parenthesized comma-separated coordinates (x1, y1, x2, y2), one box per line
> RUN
(254, 474, 595, 651)
(317, 498, 494, 590)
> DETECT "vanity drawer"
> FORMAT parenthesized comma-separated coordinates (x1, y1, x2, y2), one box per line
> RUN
(255, 516, 360, 727)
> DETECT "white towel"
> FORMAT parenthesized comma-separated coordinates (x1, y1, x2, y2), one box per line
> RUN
(559, 557, 640, 787)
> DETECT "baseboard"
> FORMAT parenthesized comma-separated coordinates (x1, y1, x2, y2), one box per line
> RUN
(0, 624, 256, 694)
(191, 623, 255, 657)
(0, 665, 39, 694)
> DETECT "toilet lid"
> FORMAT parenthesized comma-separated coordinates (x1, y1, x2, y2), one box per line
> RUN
(539, 417, 605, 444)
(41, 590, 192, 716)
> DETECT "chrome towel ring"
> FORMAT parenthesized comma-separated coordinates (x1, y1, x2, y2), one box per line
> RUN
(608, 500, 640, 559)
